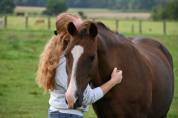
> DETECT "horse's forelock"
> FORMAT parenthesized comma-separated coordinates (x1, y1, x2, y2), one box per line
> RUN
(77, 21, 96, 37)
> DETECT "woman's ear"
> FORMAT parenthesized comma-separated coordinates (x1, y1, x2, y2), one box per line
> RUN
(89, 23, 98, 38)
(67, 22, 77, 36)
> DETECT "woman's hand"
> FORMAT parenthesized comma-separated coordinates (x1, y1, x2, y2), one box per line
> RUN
(110, 67, 123, 85)
(99, 67, 123, 95)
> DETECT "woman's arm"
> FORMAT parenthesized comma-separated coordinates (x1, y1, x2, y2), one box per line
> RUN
(101, 67, 122, 95)
(82, 67, 122, 105)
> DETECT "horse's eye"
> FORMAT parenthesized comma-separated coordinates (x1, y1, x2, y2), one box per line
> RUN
(64, 53, 67, 57)
(89, 55, 95, 62)
(64, 53, 69, 58)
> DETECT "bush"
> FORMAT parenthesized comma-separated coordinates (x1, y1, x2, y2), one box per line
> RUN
(167, 0, 178, 20)
(0, 0, 15, 14)
(43, 0, 68, 16)
(152, 0, 178, 20)
(152, 5, 168, 20)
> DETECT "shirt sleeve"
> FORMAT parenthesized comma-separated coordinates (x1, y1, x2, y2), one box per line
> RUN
(82, 84, 104, 105)
(54, 55, 68, 90)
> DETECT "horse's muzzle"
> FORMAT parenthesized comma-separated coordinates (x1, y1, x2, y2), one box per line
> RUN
(65, 92, 77, 108)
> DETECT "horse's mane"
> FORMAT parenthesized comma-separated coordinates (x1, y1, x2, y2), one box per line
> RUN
(96, 22, 112, 32)
(96, 21, 125, 39)
(78, 21, 124, 38)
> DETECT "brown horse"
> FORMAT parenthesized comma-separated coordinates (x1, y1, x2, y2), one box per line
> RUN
(65, 21, 174, 118)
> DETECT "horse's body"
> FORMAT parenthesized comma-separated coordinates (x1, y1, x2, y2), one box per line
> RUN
(65, 21, 174, 118)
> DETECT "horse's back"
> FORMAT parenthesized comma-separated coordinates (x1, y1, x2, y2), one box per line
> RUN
(130, 37, 174, 117)
(130, 37, 173, 68)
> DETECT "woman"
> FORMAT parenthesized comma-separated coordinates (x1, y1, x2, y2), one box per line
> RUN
(36, 13, 123, 118)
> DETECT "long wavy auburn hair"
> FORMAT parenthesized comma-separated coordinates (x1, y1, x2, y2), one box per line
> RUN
(36, 13, 82, 92)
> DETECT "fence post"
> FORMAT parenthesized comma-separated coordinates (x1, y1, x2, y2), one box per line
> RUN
(163, 20, 167, 35)
(131, 24, 135, 34)
(4, 16, 7, 28)
(25, 16, 28, 29)
(115, 19, 119, 32)
(48, 17, 51, 30)
(139, 20, 142, 34)
(92, 18, 96, 22)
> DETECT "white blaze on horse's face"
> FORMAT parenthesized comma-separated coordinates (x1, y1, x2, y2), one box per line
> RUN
(66, 45, 84, 104)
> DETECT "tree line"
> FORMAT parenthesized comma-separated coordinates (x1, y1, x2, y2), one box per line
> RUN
(67, 0, 168, 11)
(0, 0, 178, 20)
(152, 0, 178, 20)
(14, 0, 47, 7)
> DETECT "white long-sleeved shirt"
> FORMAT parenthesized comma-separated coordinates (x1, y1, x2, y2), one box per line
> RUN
(49, 54, 104, 116)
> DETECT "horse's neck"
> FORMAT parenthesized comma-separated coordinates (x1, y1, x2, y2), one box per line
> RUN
(92, 34, 140, 86)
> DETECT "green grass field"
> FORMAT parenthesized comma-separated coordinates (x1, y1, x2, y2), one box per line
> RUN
(0, 6, 177, 118)
(0, 29, 177, 118)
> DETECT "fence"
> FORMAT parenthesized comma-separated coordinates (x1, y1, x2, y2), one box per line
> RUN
(0, 16, 178, 35)
(92, 18, 178, 35)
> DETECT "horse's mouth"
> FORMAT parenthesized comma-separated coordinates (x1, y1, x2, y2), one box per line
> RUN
(65, 91, 83, 109)
(74, 98, 83, 108)
(72, 91, 82, 108)
(65, 92, 77, 108)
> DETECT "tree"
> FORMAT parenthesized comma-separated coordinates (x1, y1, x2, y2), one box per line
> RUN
(44, 0, 67, 15)
(152, 5, 168, 20)
(152, 0, 178, 20)
(166, 0, 178, 20)
(0, 0, 15, 14)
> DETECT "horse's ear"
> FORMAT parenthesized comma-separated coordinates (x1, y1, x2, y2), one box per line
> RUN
(67, 22, 77, 36)
(89, 23, 98, 38)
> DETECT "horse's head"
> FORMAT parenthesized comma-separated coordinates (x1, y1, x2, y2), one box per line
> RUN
(65, 21, 98, 108)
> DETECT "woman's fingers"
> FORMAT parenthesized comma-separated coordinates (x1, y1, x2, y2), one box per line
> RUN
(113, 67, 117, 73)
(111, 67, 123, 84)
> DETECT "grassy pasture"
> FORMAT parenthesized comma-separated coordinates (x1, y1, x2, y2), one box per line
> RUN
(14, 7, 150, 19)
(0, 29, 177, 118)
(14, 6, 150, 19)
(0, 6, 177, 118)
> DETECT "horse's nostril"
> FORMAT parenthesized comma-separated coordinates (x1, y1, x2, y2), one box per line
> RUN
(73, 92, 83, 108)
(74, 99, 82, 109)
(76, 92, 79, 98)
(65, 98, 68, 104)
